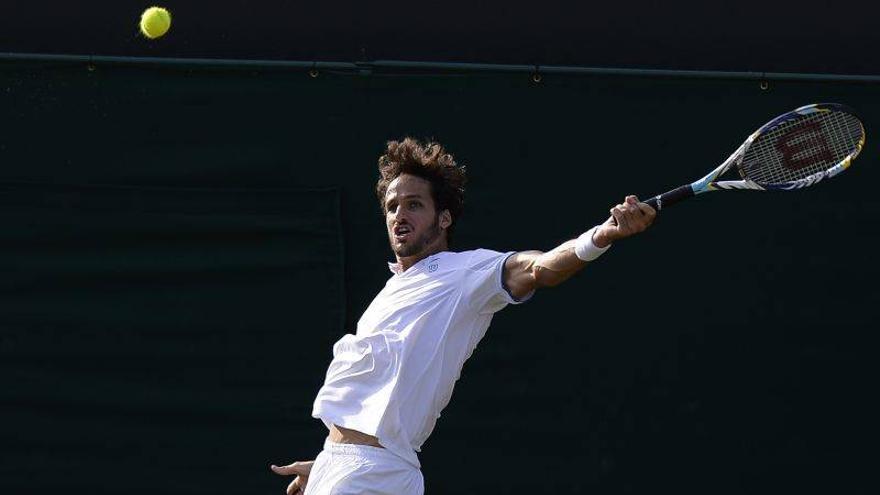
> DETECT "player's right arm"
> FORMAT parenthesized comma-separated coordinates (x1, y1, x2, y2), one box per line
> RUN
(270, 460, 314, 495)
(503, 195, 655, 299)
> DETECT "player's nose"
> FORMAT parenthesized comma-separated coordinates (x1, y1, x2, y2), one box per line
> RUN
(394, 209, 411, 223)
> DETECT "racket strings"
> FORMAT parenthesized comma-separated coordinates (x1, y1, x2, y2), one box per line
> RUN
(739, 111, 863, 185)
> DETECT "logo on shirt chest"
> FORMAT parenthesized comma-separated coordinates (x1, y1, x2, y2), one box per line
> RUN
(428, 261, 439, 272)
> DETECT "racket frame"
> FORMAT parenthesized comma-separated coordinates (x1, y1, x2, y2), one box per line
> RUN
(646, 103, 865, 211)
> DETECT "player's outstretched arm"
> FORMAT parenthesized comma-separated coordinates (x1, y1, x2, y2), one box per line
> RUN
(270, 459, 314, 495)
(504, 195, 655, 300)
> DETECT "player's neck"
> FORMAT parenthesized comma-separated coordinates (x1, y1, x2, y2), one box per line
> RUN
(396, 241, 448, 272)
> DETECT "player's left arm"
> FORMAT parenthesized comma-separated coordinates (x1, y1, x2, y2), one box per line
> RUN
(504, 195, 656, 300)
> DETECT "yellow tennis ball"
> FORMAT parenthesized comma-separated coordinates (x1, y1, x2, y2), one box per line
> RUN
(140, 7, 171, 39)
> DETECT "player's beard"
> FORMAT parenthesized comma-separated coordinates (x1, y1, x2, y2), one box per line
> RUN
(393, 215, 442, 258)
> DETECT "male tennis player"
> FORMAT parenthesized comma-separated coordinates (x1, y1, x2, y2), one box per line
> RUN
(271, 138, 656, 494)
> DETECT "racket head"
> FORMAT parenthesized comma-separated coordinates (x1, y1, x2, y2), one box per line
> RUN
(735, 103, 865, 190)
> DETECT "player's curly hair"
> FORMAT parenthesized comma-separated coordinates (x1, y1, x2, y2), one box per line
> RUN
(376, 137, 467, 244)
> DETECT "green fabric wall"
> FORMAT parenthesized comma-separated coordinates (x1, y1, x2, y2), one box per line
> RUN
(1, 59, 878, 494)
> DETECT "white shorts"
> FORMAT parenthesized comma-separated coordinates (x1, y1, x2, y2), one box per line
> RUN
(305, 439, 424, 495)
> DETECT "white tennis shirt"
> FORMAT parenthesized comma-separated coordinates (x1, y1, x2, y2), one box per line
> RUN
(312, 249, 530, 468)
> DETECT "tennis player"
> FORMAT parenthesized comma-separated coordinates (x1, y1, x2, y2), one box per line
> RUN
(271, 138, 656, 494)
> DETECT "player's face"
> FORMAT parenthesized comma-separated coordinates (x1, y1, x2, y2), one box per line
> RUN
(384, 174, 447, 259)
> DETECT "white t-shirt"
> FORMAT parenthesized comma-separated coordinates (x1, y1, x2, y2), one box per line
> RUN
(311, 249, 531, 468)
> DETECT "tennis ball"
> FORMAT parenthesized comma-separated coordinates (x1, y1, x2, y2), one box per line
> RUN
(140, 7, 171, 39)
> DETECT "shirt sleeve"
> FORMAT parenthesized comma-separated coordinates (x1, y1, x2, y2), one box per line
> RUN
(463, 249, 534, 314)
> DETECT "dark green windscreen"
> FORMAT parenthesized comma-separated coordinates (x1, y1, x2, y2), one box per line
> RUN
(0, 182, 343, 494)
(1, 59, 877, 494)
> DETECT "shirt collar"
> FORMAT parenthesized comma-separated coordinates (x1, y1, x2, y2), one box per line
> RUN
(387, 251, 450, 275)
(388, 261, 404, 275)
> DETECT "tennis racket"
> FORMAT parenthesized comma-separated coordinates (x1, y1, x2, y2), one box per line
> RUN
(643, 103, 866, 211)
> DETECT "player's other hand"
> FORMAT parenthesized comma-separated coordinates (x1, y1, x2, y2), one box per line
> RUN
(270, 459, 314, 495)
(594, 195, 656, 247)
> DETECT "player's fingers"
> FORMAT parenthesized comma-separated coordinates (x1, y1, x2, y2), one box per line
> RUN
(286, 477, 303, 495)
(622, 195, 656, 221)
(611, 206, 629, 230)
(271, 461, 310, 476)
(613, 199, 639, 224)
(623, 196, 645, 215)
(620, 202, 639, 216)
(636, 200, 656, 217)
(624, 210, 644, 232)
(621, 203, 651, 233)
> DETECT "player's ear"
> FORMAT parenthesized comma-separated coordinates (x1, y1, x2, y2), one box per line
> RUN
(439, 209, 452, 229)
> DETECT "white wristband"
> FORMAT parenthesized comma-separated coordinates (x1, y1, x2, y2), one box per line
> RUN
(574, 226, 611, 262)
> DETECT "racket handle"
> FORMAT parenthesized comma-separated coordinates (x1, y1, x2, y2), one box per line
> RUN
(643, 185, 694, 212)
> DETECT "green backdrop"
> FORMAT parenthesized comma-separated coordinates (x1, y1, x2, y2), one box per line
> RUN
(1, 57, 878, 494)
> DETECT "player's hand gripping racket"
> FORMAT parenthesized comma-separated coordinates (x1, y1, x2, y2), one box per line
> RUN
(642, 103, 866, 211)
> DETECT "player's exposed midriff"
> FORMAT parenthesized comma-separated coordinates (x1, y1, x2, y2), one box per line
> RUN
(329, 424, 384, 448)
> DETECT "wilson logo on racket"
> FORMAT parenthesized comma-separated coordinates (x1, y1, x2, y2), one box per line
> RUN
(775, 120, 834, 171)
